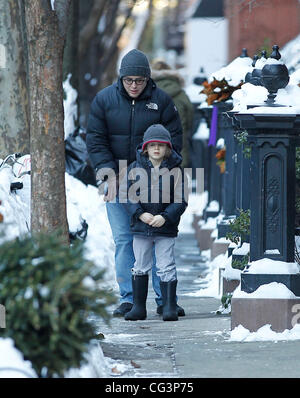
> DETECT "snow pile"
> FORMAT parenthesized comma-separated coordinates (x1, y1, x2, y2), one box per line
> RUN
(209, 55, 253, 87)
(65, 174, 116, 284)
(0, 338, 125, 378)
(178, 191, 208, 234)
(230, 323, 300, 342)
(200, 217, 217, 230)
(192, 119, 210, 140)
(232, 242, 249, 256)
(185, 83, 207, 104)
(65, 343, 113, 378)
(232, 82, 268, 111)
(253, 56, 268, 70)
(0, 167, 30, 242)
(290, 68, 300, 85)
(246, 258, 300, 274)
(184, 252, 230, 299)
(233, 81, 300, 114)
(222, 256, 241, 282)
(0, 339, 37, 378)
(281, 33, 300, 72)
(232, 282, 298, 299)
(181, 191, 208, 220)
(63, 74, 78, 140)
(206, 200, 219, 212)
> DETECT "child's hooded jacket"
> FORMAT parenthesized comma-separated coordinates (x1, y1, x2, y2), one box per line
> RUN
(120, 145, 188, 237)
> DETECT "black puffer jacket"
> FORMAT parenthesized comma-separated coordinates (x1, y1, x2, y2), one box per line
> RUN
(120, 146, 188, 237)
(86, 78, 182, 173)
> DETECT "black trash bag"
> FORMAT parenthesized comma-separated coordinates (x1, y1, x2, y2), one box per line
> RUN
(69, 218, 89, 242)
(65, 127, 97, 186)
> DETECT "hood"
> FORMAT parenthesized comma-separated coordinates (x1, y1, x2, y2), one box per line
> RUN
(135, 143, 182, 170)
(151, 69, 184, 97)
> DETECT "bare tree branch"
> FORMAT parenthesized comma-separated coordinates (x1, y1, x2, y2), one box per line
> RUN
(78, 0, 108, 58)
(99, 4, 135, 75)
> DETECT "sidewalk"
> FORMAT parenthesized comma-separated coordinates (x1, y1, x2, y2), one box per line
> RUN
(97, 232, 300, 378)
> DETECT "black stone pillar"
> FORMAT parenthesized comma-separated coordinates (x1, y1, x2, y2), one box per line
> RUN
(234, 113, 300, 263)
(235, 143, 251, 212)
(226, 110, 251, 215)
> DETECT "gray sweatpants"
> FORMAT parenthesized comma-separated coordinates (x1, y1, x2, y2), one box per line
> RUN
(132, 235, 177, 282)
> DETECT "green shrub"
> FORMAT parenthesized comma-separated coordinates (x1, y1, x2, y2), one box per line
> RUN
(0, 232, 116, 378)
(216, 293, 232, 314)
(234, 130, 251, 159)
(231, 254, 249, 271)
(226, 209, 250, 245)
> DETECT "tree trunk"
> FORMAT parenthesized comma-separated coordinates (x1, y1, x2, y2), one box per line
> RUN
(25, 0, 70, 242)
(0, 0, 29, 157)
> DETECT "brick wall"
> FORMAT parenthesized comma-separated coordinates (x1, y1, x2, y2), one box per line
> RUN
(225, 0, 300, 60)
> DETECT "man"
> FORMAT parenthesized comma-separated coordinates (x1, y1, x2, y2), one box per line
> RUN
(86, 49, 184, 317)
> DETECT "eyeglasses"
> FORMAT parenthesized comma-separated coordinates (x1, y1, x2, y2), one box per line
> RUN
(123, 78, 147, 86)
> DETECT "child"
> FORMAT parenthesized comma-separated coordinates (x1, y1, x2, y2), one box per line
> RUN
(120, 124, 188, 321)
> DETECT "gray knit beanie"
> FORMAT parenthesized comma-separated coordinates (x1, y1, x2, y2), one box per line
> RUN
(119, 49, 151, 78)
(142, 124, 172, 151)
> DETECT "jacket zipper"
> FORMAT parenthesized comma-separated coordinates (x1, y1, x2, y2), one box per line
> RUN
(130, 99, 135, 161)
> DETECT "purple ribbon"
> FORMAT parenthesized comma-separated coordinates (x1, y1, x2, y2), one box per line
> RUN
(208, 105, 218, 147)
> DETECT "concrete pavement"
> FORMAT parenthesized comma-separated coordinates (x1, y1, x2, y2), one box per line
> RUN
(97, 233, 300, 378)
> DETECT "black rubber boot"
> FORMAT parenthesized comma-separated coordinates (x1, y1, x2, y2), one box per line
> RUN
(156, 304, 185, 317)
(124, 275, 148, 321)
(113, 302, 133, 317)
(160, 279, 178, 321)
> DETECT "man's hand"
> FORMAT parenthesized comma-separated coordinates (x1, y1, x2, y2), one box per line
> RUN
(139, 212, 154, 224)
(96, 169, 118, 202)
(103, 176, 118, 202)
(149, 215, 166, 228)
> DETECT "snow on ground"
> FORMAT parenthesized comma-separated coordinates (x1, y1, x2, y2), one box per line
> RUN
(183, 252, 229, 299)
(63, 74, 78, 140)
(65, 174, 117, 286)
(0, 338, 37, 378)
(178, 191, 208, 234)
(281, 33, 300, 72)
(230, 324, 300, 342)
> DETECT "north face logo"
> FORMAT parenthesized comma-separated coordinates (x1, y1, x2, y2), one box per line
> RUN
(146, 102, 158, 110)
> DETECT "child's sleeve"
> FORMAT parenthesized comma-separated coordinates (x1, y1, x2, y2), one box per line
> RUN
(160, 168, 188, 224)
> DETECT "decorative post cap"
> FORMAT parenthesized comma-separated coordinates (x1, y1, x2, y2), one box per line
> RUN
(261, 45, 289, 106)
(270, 45, 281, 60)
(240, 48, 248, 58)
(252, 54, 259, 67)
(261, 50, 267, 59)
